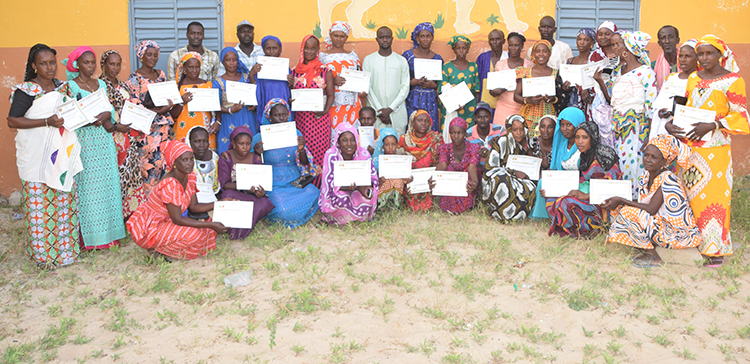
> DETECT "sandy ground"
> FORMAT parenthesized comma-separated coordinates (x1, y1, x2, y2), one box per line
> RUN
(0, 203, 748, 364)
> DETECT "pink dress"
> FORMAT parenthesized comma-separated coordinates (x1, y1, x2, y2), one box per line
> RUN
(492, 58, 532, 125)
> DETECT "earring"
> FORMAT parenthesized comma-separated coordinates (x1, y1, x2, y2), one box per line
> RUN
(621, 52, 628, 58)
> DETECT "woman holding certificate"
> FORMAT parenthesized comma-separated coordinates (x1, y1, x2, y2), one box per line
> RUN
(252, 99, 320, 228)
(491, 32, 532, 126)
(213, 47, 257, 155)
(8, 44, 82, 268)
(650, 40, 697, 139)
(564, 28, 597, 121)
(172, 52, 218, 149)
(430, 117, 480, 214)
(59, 47, 126, 250)
(254, 36, 291, 123)
(320, 21, 363, 129)
(402, 23, 443, 131)
(127, 140, 230, 260)
(319, 123, 378, 225)
(399, 110, 443, 211)
(667, 35, 748, 266)
(441, 36, 480, 127)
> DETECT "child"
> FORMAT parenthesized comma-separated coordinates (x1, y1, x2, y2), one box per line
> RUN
(358, 106, 379, 155)
(373, 127, 412, 210)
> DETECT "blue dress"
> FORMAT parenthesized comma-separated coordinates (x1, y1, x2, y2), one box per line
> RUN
(213, 74, 258, 155)
(251, 130, 319, 228)
(402, 49, 443, 131)
(255, 70, 292, 122)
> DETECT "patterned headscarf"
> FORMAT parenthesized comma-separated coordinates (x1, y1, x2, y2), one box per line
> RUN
(621, 31, 652, 66)
(135, 40, 160, 59)
(505, 114, 537, 154)
(177, 52, 202, 82)
(578, 28, 597, 50)
(162, 140, 193, 171)
(325, 21, 352, 50)
(449, 117, 469, 131)
(294, 35, 325, 86)
(61, 46, 95, 80)
(262, 98, 289, 125)
(551, 107, 585, 170)
(98, 50, 127, 113)
(220, 47, 249, 74)
(448, 35, 472, 48)
(411, 22, 435, 49)
(696, 34, 740, 73)
(228, 125, 253, 150)
(648, 134, 690, 168)
(575, 121, 619, 172)
(372, 127, 399, 172)
(530, 40, 552, 65)
(261, 35, 282, 49)
(505, 114, 526, 130)
(681, 39, 697, 50)
(402, 109, 441, 162)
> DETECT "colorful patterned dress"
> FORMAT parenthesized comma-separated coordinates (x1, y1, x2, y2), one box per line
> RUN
(213, 74, 257, 155)
(518, 68, 569, 137)
(441, 61, 480, 128)
(436, 141, 481, 214)
(292, 67, 332, 184)
(481, 134, 538, 221)
(398, 130, 443, 211)
(320, 51, 362, 129)
(402, 50, 443, 131)
(175, 82, 216, 149)
(373, 129, 407, 210)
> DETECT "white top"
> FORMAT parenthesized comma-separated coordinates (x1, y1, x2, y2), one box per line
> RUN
(561, 150, 581, 171)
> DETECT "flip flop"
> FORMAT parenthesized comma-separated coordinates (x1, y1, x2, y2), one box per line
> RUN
(632, 257, 663, 268)
(704, 256, 724, 268)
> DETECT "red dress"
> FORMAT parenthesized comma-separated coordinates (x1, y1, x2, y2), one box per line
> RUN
(126, 173, 217, 259)
(292, 67, 331, 186)
(436, 141, 481, 214)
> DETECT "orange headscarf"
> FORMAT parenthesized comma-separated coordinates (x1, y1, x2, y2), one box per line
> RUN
(177, 51, 202, 83)
(294, 35, 325, 86)
(162, 140, 193, 171)
(400, 110, 442, 162)
(696, 34, 740, 73)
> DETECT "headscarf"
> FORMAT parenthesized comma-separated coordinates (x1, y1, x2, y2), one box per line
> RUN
(220, 47, 249, 74)
(505, 114, 526, 130)
(597, 21, 617, 33)
(261, 98, 289, 125)
(228, 125, 253, 150)
(530, 40, 552, 65)
(261, 35, 282, 49)
(447, 35, 472, 48)
(449, 117, 469, 131)
(135, 40, 160, 59)
(575, 121, 619, 172)
(177, 52, 202, 83)
(401, 110, 441, 162)
(411, 22, 435, 49)
(647, 134, 691, 168)
(98, 50, 127, 113)
(162, 140, 193, 171)
(186, 126, 208, 150)
(332, 122, 371, 161)
(578, 28, 597, 50)
(681, 39, 698, 50)
(504, 114, 537, 155)
(294, 35, 325, 86)
(372, 127, 399, 171)
(551, 107, 585, 170)
(324, 21, 352, 50)
(696, 34, 740, 73)
(61, 46, 95, 81)
(621, 31, 652, 66)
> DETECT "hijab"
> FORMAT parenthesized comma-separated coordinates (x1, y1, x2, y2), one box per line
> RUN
(401, 110, 441, 161)
(324, 21, 352, 50)
(261, 35, 282, 49)
(648, 134, 690, 169)
(551, 107, 585, 170)
(294, 34, 325, 85)
(504, 114, 537, 155)
(696, 34, 740, 73)
(411, 22, 434, 49)
(219, 47, 249, 74)
(331, 122, 371, 161)
(61, 46, 95, 81)
(531, 40, 552, 65)
(177, 51, 202, 83)
(228, 125, 254, 150)
(135, 40, 160, 59)
(372, 127, 399, 171)
(578, 28, 597, 50)
(261, 98, 289, 125)
(575, 121, 619, 172)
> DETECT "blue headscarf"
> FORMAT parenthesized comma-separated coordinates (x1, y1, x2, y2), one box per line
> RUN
(260, 98, 291, 125)
(220, 47, 249, 74)
(550, 107, 585, 170)
(577, 28, 597, 50)
(372, 127, 398, 172)
(411, 22, 434, 49)
(261, 35, 282, 49)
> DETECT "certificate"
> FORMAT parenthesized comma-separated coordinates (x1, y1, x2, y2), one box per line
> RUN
(236, 164, 273, 191)
(77, 88, 112, 121)
(541, 170, 579, 198)
(212, 201, 254, 229)
(338, 69, 371, 93)
(486, 69, 517, 91)
(432, 171, 468, 197)
(378, 155, 412, 179)
(57, 99, 89, 131)
(414, 58, 442, 81)
(120, 101, 156, 134)
(291, 89, 325, 112)
(408, 167, 436, 194)
(358, 126, 376, 148)
(581, 61, 606, 89)
(256, 56, 290, 81)
(187, 88, 221, 112)
(559, 64, 585, 87)
(147, 81, 182, 107)
(438, 81, 475, 113)
(522, 77, 556, 97)
(260, 121, 298, 150)
(661, 78, 687, 98)
(673, 105, 716, 142)
(590, 179, 632, 205)
(506, 155, 543, 180)
(225, 81, 258, 106)
(195, 182, 217, 203)
(333, 160, 372, 187)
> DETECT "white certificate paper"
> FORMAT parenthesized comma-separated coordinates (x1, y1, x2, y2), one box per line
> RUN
(541, 170, 579, 198)
(486, 69, 517, 91)
(581, 61, 606, 89)
(339, 69, 371, 93)
(120, 101, 156, 134)
(506, 155, 543, 180)
(414, 58, 443, 81)
(661, 78, 687, 98)
(260, 121, 298, 150)
(378, 155, 412, 179)
(333, 160, 372, 187)
(236, 164, 273, 191)
(187, 88, 221, 112)
(147, 81, 182, 107)
(291, 89, 324, 112)
(522, 76, 556, 97)
(559, 64, 585, 87)
(77, 88, 112, 121)
(439, 81, 475, 113)
(225, 81, 258, 106)
(408, 167, 436, 194)
(196, 182, 217, 203)
(256, 56, 290, 81)
(590, 179, 632, 205)
(358, 126, 376, 148)
(673, 105, 716, 142)
(57, 99, 89, 131)
(212, 201, 254, 229)
(432, 171, 469, 197)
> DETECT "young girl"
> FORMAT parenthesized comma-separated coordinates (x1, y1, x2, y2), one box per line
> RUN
(373, 127, 412, 210)
(358, 106, 379, 154)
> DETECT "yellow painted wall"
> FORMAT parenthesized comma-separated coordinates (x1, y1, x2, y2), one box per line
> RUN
(640, 0, 750, 44)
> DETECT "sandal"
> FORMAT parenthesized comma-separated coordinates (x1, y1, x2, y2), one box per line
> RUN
(703, 256, 724, 268)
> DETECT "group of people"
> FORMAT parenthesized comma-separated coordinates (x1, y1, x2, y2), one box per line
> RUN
(8, 16, 747, 268)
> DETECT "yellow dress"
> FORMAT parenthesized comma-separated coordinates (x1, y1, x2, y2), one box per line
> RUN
(175, 82, 216, 149)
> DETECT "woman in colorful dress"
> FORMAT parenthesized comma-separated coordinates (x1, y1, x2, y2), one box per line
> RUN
(604, 135, 701, 267)
(544, 121, 621, 238)
(666, 35, 748, 266)
(100, 50, 146, 218)
(60, 47, 126, 250)
(253, 36, 291, 122)
(290, 35, 335, 186)
(594, 31, 658, 199)
(125, 40, 174, 196)
(252, 99, 320, 228)
(320, 21, 364, 129)
(173, 52, 218, 149)
(127, 140, 229, 260)
(481, 114, 538, 221)
(513, 40, 570, 138)
(8, 44, 82, 268)
(565, 28, 597, 121)
(398, 110, 443, 211)
(491, 32, 532, 126)
(319, 123, 379, 225)
(441, 36, 480, 128)
(402, 22, 443, 131)
(373, 127, 410, 210)
(213, 46, 256, 155)
(430, 117, 480, 214)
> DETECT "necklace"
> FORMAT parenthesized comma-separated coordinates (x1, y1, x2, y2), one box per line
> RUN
(76, 77, 96, 93)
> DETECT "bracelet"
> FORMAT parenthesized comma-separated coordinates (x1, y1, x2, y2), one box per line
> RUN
(523, 97, 528, 105)
(44, 117, 49, 127)
(714, 121, 721, 130)
(228, 108, 233, 115)
(552, 96, 559, 104)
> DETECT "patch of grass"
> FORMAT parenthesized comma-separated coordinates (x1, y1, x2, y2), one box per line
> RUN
(282, 288, 331, 314)
(648, 333, 673, 347)
(290, 344, 305, 356)
(40, 317, 76, 351)
(2, 342, 35, 364)
(72, 334, 93, 345)
(419, 339, 437, 358)
(293, 321, 305, 333)
(452, 272, 493, 300)
(581, 326, 594, 338)
(441, 352, 474, 363)
(737, 323, 750, 339)
(673, 347, 697, 360)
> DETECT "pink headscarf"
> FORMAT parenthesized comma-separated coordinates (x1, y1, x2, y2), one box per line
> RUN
(64, 46, 95, 72)
(449, 117, 469, 130)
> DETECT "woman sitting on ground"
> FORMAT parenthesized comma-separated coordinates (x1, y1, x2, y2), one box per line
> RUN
(398, 110, 443, 211)
(429, 117, 480, 214)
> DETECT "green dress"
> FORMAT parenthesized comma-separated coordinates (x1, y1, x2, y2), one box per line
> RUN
(441, 61, 480, 129)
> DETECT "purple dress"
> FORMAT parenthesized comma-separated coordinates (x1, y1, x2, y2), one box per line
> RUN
(217, 152, 275, 239)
